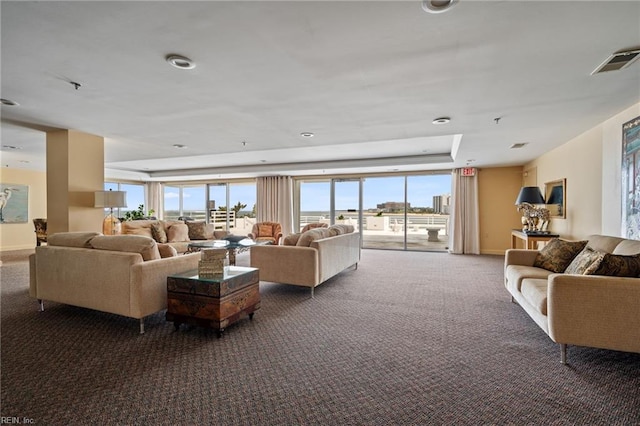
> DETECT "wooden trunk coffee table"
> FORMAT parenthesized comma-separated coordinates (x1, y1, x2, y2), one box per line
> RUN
(166, 266, 260, 337)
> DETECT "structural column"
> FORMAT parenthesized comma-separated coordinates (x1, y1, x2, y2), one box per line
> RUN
(46, 130, 104, 235)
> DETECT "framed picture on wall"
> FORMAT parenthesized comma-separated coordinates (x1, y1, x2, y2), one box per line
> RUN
(0, 183, 29, 224)
(622, 115, 640, 239)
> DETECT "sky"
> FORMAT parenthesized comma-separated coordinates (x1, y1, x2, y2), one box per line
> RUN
(107, 174, 452, 214)
(302, 174, 452, 211)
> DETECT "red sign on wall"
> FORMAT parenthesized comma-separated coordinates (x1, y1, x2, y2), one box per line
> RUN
(461, 167, 476, 177)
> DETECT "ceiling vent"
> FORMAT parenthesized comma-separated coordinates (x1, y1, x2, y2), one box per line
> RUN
(510, 143, 528, 149)
(591, 48, 640, 75)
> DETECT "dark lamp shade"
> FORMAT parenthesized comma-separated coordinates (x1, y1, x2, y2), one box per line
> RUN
(94, 190, 127, 208)
(515, 186, 545, 205)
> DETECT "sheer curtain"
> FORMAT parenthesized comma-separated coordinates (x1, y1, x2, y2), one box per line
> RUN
(449, 169, 480, 254)
(256, 176, 294, 237)
(147, 182, 163, 219)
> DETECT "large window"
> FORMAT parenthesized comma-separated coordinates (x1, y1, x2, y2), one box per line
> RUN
(104, 182, 145, 218)
(299, 181, 331, 232)
(208, 182, 256, 234)
(163, 184, 206, 220)
(296, 173, 451, 252)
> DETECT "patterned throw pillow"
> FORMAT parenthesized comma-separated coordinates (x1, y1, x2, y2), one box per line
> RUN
(565, 246, 605, 275)
(150, 222, 168, 243)
(533, 238, 588, 273)
(591, 252, 640, 277)
(186, 221, 208, 240)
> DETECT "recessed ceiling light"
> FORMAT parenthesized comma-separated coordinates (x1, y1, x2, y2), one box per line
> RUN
(0, 98, 19, 106)
(173, 144, 187, 149)
(1, 145, 22, 150)
(19, 160, 30, 164)
(300, 132, 315, 138)
(166, 55, 196, 70)
(260, 160, 267, 163)
(432, 117, 451, 125)
(422, 0, 458, 14)
(510, 143, 529, 149)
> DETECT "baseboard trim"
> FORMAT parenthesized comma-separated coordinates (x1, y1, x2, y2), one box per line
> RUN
(480, 249, 506, 256)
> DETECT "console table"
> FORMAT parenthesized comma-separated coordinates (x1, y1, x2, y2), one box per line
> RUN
(511, 229, 559, 250)
(166, 266, 260, 337)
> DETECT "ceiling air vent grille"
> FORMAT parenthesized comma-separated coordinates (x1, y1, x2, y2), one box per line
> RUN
(591, 48, 640, 75)
(510, 143, 528, 149)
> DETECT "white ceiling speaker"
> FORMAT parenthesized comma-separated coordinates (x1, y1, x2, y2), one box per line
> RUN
(166, 55, 196, 70)
(422, 0, 459, 14)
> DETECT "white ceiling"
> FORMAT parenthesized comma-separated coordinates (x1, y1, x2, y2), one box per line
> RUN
(1, 1, 639, 181)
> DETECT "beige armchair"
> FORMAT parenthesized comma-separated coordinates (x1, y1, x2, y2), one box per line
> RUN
(248, 222, 283, 245)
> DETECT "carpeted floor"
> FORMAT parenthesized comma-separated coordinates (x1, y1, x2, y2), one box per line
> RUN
(1, 249, 639, 425)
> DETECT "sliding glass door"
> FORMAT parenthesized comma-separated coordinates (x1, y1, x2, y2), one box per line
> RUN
(332, 179, 362, 232)
(296, 172, 451, 252)
(362, 176, 405, 250)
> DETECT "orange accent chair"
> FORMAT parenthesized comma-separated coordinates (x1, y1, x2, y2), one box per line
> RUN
(248, 222, 283, 245)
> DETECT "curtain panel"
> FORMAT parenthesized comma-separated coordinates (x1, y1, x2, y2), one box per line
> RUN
(256, 176, 294, 236)
(147, 182, 163, 220)
(449, 169, 480, 254)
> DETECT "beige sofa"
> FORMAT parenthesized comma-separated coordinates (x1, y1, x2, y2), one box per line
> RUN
(29, 232, 200, 333)
(505, 234, 640, 363)
(250, 225, 361, 297)
(121, 219, 228, 253)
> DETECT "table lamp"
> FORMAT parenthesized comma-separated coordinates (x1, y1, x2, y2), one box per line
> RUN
(515, 186, 546, 233)
(95, 189, 127, 235)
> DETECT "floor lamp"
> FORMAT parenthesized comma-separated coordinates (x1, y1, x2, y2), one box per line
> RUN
(94, 189, 127, 235)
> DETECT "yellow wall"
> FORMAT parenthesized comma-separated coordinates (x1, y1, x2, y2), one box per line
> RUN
(478, 166, 524, 255)
(0, 168, 47, 251)
(526, 103, 640, 240)
(46, 130, 104, 235)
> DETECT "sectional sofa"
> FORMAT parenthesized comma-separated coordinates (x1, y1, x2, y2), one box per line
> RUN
(121, 219, 228, 253)
(505, 234, 640, 363)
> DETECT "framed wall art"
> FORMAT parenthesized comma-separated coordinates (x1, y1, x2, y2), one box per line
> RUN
(545, 178, 566, 218)
(0, 183, 29, 224)
(622, 115, 640, 239)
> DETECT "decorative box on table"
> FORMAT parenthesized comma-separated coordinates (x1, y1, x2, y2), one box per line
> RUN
(198, 248, 227, 278)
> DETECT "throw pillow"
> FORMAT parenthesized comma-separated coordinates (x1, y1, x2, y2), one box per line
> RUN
(150, 222, 168, 243)
(167, 223, 190, 242)
(565, 246, 605, 275)
(591, 252, 640, 277)
(157, 243, 178, 258)
(533, 238, 588, 273)
(186, 221, 208, 240)
(258, 224, 272, 237)
(283, 233, 302, 246)
(90, 235, 161, 261)
(296, 228, 331, 247)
